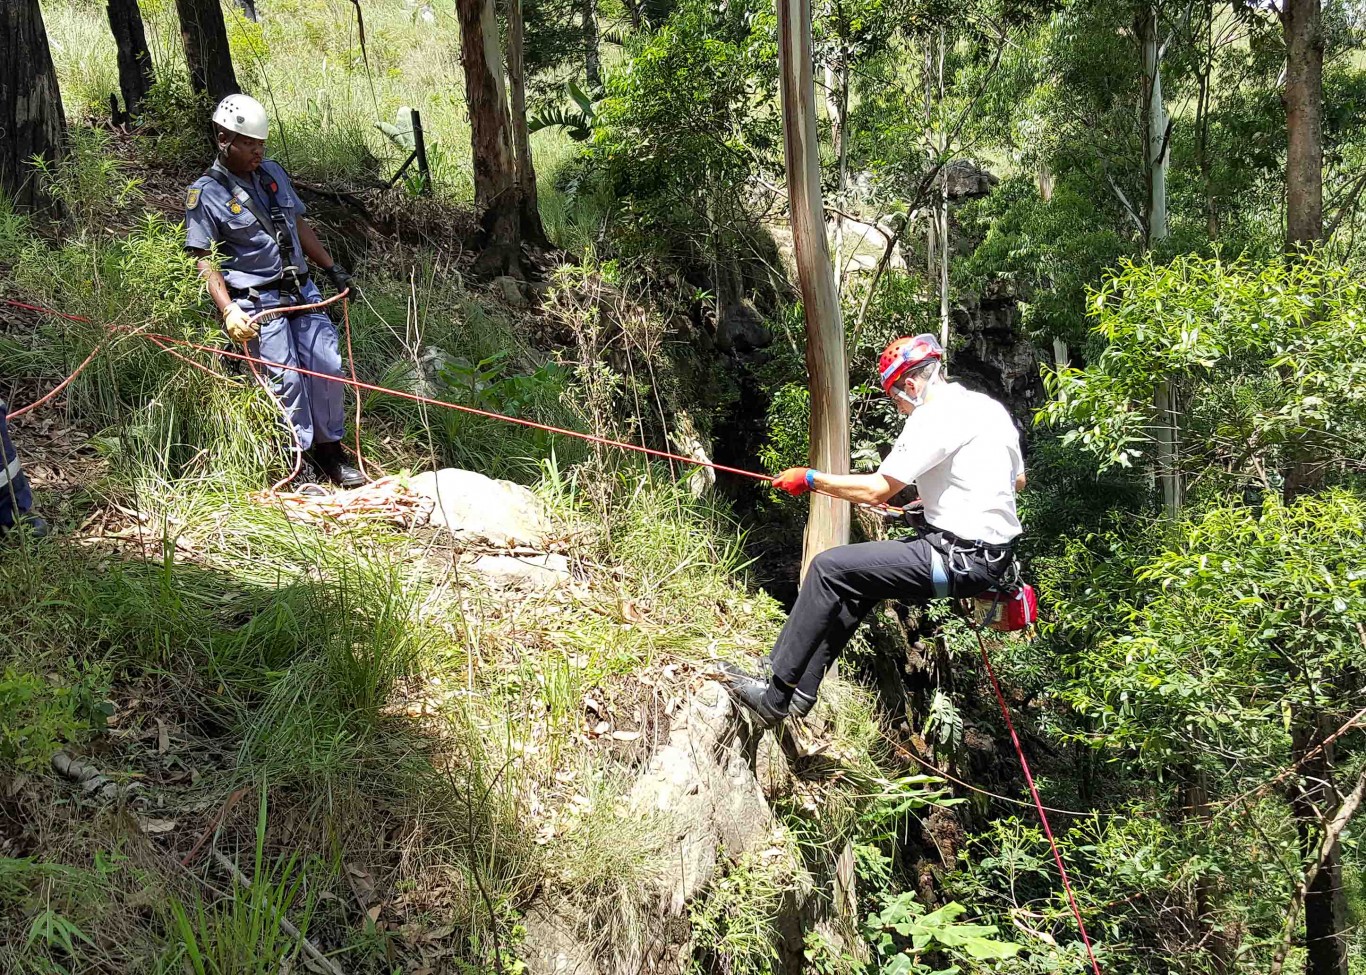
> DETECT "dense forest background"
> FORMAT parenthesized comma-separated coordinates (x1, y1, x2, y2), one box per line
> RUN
(2, 0, 1366, 973)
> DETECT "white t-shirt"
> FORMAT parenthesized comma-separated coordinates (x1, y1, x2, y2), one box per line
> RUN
(876, 382, 1023, 544)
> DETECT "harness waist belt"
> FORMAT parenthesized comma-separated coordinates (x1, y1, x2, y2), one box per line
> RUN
(228, 275, 311, 302)
(926, 526, 1013, 558)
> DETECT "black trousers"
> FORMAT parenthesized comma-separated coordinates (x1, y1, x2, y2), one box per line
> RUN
(769, 534, 1008, 699)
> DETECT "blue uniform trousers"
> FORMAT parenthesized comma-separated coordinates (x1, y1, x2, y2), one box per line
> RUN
(0, 404, 34, 528)
(232, 282, 346, 452)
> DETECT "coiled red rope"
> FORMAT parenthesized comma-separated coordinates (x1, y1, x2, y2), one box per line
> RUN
(2, 292, 1100, 968)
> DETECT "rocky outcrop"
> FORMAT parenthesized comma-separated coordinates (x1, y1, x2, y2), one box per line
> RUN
(519, 681, 815, 975)
(950, 282, 1045, 424)
(944, 159, 999, 201)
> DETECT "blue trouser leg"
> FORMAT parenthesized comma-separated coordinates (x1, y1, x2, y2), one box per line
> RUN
(235, 284, 346, 452)
(0, 404, 34, 529)
(291, 308, 345, 445)
(249, 309, 314, 451)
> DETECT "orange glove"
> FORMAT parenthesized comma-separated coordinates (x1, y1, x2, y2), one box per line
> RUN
(772, 467, 816, 496)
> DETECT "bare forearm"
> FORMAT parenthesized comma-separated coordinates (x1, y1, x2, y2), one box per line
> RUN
(296, 218, 334, 269)
(810, 471, 901, 505)
(195, 257, 233, 314)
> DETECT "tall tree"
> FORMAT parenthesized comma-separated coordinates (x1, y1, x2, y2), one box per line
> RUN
(174, 0, 239, 102)
(580, 0, 602, 90)
(1282, 0, 1323, 249)
(778, 0, 850, 573)
(107, 0, 155, 119)
(1280, 4, 1335, 973)
(507, 0, 550, 248)
(0, 0, 66, 211)
(1141, 3, 1181, 517)
(456, 0, 525, 276)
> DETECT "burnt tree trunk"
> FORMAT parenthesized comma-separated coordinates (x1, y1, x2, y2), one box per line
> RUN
(174, 0, 239, 102)
(0, 0, 67, 211)
(507, 0, 549, 249)
(456, 0, 525, 277)
(1282, 0, 1324, 249)
(106, 0, 155, 118)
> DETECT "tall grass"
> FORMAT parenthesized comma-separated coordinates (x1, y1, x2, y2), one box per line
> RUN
(43, 0, 586, 213)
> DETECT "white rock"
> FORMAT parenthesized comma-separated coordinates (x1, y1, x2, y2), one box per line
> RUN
(469, 553, 570, 590)
(409, 468, 550, 548)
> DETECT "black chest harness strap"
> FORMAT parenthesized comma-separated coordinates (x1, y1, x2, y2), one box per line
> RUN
(205, 166, 308, 293)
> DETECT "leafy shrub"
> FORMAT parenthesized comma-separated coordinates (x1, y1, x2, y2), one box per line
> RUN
(0, 663, 109, 771)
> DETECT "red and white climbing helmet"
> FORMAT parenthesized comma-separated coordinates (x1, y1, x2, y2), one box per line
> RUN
(878, 333, 943, 392)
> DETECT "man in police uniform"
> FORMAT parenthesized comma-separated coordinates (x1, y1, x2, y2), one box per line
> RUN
(185, 94, 364, 488)
(0, 405, 46, 536)
(722, 334, 1025, 727)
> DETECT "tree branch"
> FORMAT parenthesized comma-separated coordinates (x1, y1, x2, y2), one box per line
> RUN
(1268, 763, 1366, 975)
(1104, 168, 1146, 235)
(1325, 168, 1366, 240)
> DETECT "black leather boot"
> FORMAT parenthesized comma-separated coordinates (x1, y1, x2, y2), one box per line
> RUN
(717, 661, 790, 729)
(309, 440, 365, 488)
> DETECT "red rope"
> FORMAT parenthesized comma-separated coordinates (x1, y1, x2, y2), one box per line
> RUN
(5, 341, 107, 421)
(141, 328, 780, 484)
(976, 629, 1103, 975)
(3, 300, 99, 421)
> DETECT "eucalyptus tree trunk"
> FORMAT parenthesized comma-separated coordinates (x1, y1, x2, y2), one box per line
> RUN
(456, 0, 525, 276)
(1143, 6, 1169, 246)
(107, 0, 155, 118)
(581, 0, 602, 90)
(826, 62, 848, 290)
(1143, 6, 1180, 517)
(174, 0, 239, 102)
(507, 0, 549, 248)
(777, 0, 850, 576)
(1282, 0, 1324, 248)
(0, 0, 66, 211)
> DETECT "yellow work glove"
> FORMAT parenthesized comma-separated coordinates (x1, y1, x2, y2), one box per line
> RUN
(222, 304, 257, 345)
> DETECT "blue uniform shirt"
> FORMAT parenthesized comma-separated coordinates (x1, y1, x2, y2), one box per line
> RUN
(184, 159, 308, 291)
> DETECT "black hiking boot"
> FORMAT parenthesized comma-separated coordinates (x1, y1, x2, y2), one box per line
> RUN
(2, 512, 48, 540)
(717, 660, 790, 729)
(309, 440, 366, 489)
(750, 655, 817, 717)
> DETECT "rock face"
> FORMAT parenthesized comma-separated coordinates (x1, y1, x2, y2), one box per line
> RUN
(950, 283, 1045, 424)
(520, 682, 806, 975)
(944, 159, 999, 201)
(715, 299, 772, 353)
(409, 468, 550, 548)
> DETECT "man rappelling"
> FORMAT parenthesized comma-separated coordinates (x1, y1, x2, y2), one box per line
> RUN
(722, 333, 1026, 726)
(184, 94, 365, 489)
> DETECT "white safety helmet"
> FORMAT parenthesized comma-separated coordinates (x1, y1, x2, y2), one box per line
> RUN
(212, 94, 269, 141)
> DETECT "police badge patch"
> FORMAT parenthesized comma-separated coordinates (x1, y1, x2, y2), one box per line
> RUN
(185, 187, 201, 210)
(228, 200, 243, 215)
